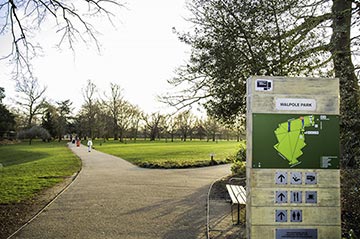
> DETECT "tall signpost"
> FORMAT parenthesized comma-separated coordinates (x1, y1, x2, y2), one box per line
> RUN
(246, 76, 341, 239)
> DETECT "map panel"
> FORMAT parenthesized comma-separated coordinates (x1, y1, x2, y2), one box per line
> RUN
(252, 113, 340, 169)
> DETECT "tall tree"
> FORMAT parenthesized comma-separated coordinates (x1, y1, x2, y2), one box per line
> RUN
(0, 87, 16, 139)
(204, 117, 220, 142)
(193, 118, 206, 141)
(164, 0, 333, 121)
(102, 83, 124, 140)
(143, 113, 164, 141)
(117, 101, 134, 142)
(165, 115, 178, 142)
(330, 0, 360, 166)
(127, 105, 142, 141)
(82, 79, 98, 138)
(41, 103, 57, 138)
(15, 77, 46, 128)
(166, 0, 360, 166)
(55, 100, 73, 141)
(175, 110, 196, 141)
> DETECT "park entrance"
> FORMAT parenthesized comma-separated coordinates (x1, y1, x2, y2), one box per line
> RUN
(246, 76, 341, 239)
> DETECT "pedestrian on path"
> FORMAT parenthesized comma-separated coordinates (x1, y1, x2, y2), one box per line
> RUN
(76, 137, 80, 147)
(87, 139, 93, 152)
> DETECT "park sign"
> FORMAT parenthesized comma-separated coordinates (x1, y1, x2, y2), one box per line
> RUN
(246, 77, 341, 239)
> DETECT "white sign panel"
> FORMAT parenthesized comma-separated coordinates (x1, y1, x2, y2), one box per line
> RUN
(276, 98, 316, 111)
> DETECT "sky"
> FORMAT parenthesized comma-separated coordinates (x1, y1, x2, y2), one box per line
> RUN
(0, 0, 193, 115)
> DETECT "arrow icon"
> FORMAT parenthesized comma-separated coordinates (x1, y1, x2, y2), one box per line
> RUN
(276, 210, 287, 222)
(278, 174, 286, 182)
(278, 211, 286, 220)
(278, 192, 286, 201)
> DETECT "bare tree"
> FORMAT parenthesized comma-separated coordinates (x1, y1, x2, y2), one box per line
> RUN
(117, 101, 134, 142)
(127, 105, 142, 141)
(204, 116, 223, 142)
(143, 112, 164, 141)
(175, 110, 196, 141)
(15, 77, 46, 128)
(82, 79, 98, 138)
(165, 115, 178, 142)
(0, 0, 124, 77)
(193, 118, 206, 141)
(102, 83, 124, 140)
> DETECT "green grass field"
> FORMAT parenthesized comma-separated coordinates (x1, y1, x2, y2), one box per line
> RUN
(0, 139, 240, 203)
(0, 141, 81, 204)
(93, 139, 242, 168)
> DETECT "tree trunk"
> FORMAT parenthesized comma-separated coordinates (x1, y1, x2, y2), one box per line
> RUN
(113, 120, 118, 140)
(331, 0, 360, 167)
(149, 128, 156, 141)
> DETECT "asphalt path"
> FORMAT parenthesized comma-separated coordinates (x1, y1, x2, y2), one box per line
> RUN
(12, 143, 231, 239)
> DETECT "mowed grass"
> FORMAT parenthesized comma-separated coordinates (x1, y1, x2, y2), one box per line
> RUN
(0, 141, 81, 204)
(93, 139, 241, 168)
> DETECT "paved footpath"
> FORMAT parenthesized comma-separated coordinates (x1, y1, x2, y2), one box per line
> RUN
(12, 144, 231, 239)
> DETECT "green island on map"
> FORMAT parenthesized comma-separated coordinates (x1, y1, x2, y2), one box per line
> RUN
(273, 115, 315, 166)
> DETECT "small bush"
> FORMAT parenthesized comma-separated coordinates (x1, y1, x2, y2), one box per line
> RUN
(136, 158, 230, 169)
(235, 143, 246, 162)
(231, 161, 246, 176)
(230, 142, 246, 176)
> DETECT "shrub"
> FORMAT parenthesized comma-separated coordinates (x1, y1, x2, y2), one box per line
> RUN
(234, 143, 246, 162)
(230, 142, 246, 176)
(231, 160, 246, 176)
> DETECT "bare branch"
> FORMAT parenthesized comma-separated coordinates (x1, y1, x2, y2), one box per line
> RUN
(0, 0, 124, 78)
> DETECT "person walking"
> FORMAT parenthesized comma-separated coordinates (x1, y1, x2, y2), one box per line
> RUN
(76, 137, 81, 147)
(87, 139, 93, 152)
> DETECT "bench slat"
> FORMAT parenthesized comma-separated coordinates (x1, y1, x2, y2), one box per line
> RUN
(231, 185, 246, 204)
(226, 184, 246, 204)
(226, 185, 239, 204)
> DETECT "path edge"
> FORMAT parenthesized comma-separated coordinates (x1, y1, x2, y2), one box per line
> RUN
(6, 145, 83, 239)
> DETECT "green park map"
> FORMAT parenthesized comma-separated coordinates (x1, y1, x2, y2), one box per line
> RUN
(273, 115, 315, 167)
(252, 113, 340, 169)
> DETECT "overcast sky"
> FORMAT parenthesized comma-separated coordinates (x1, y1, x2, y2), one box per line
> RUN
(0, 0, 193, 115)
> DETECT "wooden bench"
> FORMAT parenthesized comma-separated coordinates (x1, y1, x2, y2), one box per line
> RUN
(226, 184, 246, 224)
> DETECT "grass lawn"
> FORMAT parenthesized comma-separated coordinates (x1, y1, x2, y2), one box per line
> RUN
(0, 140, 81, 204)
(92, 139, 243, 168)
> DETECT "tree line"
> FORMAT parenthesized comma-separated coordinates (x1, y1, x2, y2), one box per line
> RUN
(0, 79, 244, 143)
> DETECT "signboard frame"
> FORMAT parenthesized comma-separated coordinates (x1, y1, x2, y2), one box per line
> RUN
(246, 76, 341, 239)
